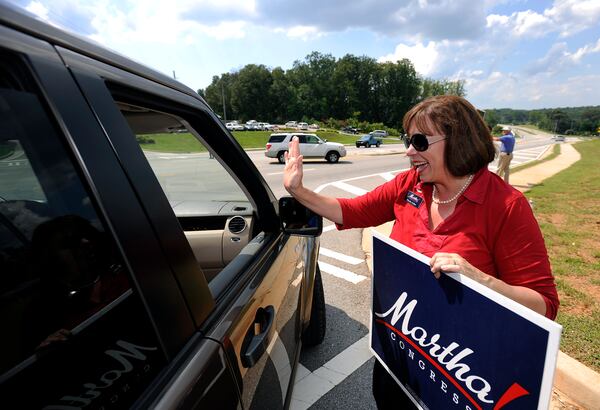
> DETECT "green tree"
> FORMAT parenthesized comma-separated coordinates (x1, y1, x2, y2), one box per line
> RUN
(288, 52, 337, 120)
(204, 73, 236, 121)
(378, 59, 420, 130)
(268, 67, 294, 123)
(230, 64, 273, 121)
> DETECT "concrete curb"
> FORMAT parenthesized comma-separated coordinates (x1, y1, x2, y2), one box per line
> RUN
(358, 141, 600, 409)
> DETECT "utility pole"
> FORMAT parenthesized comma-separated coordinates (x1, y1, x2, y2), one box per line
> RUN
(221, 82, 227, 122)
(172, 70, 177, 80)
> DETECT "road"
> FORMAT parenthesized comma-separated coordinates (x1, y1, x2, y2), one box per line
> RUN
(245, 132, 557, 410)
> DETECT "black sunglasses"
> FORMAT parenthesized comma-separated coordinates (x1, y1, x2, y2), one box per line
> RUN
(403, 133, 446, 152)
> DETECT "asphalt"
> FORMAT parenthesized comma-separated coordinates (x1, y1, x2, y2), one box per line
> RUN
(357, 141, 600, 409)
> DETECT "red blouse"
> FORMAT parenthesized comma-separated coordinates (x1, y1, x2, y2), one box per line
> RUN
(336, 167, 559, 319)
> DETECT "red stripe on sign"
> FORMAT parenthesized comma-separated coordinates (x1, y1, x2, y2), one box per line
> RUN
(494, 382, 529, 410)
(376, 319, 482, 410)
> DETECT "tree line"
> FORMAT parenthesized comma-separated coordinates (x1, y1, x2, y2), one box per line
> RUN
(198, 51, 465, 131)
(484, 106, 600, 135)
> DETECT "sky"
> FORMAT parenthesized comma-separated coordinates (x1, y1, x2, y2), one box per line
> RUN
(8, 0, 600, 110)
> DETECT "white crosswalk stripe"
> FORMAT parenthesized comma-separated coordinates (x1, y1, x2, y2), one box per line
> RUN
(319, 247, 364, 265)
(318, 261, 367, 284)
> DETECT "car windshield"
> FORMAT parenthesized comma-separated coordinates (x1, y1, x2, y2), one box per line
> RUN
(359, 136, 370, 141)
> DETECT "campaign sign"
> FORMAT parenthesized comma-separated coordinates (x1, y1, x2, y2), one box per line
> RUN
(369, 231, 562, 410)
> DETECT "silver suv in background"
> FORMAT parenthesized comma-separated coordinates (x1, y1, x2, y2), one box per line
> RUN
(265, 133, 347, 163)
(370, 129, 388, 137)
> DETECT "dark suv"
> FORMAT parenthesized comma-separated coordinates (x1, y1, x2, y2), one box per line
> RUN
(0, 4, 325, 409)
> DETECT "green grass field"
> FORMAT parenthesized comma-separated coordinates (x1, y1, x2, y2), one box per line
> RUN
(524, 139, 600, 371)
(136, 130, 391, 152)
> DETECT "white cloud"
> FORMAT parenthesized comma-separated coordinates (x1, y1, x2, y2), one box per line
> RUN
(525, 38, 600, 75)
(545, 0, 600, 37)
(487, 0, 600, 39)
(467, 69, 600, 109)
(25, 1, 49, 21)
(378, 42, 441, 76)
(276, 25, 322, 41)
(571, 38, 600, 62)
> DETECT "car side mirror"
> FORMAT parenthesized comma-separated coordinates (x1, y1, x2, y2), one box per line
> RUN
(279, 196, 322, 237)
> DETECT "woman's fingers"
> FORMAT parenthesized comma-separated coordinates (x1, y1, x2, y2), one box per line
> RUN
(430, 252, 462, 279)
(289, 136, 299, 157)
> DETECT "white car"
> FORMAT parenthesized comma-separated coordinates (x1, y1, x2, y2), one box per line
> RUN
(226, 122, 244, 131)
(284, 121, 297, 128)
(260, 123, 277, 131)
(298, 122, 309, 130)
(265, 133, 346, 163)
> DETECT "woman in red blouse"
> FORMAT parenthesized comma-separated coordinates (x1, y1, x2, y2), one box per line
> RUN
(283, 95, 558, 409)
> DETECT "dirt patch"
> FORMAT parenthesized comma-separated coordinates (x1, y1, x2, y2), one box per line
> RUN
(559, 275, 600, 316)
(549, 213, 568, 226)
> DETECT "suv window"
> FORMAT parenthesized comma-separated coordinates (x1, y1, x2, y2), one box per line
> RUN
(0, 51, 165, 407)
(305, 135, 319, 144)
(268, 135, 286, 143)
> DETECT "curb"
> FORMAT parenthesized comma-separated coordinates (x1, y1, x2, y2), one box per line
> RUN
(554, 351, 600, 409)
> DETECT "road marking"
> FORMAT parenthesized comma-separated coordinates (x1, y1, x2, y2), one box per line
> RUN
(381, 172, 396, 181)
(315, 167, 408, 193)
(291, 335, 372, 410)
(267, 168, 315, 176)
(323, 224, 336, 232)
(318, 261, 367, 284)
(319, 247, 363, 265)
(330, 182, 367, 196)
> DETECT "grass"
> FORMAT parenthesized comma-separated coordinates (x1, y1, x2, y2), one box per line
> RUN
(524, 139, 600, 371)
(136, 130, 388, 152)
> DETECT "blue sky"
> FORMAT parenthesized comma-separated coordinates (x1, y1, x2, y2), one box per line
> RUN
(11, 0, 600, 110)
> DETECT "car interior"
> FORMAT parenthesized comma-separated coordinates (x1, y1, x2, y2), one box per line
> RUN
(116, 103, 256, 282)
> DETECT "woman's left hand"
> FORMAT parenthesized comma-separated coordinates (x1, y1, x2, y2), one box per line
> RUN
(429, 252, 487, 283)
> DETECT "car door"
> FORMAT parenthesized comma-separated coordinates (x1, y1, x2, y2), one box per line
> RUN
(0, 23, 189, 409)
(297, 134, 322, 158)
(59, 48, 318, 408)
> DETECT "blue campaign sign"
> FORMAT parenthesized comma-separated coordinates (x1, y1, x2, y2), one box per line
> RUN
(369, 231, 562, 410)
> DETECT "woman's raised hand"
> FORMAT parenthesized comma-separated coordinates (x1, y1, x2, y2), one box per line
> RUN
(283, 136, 304, 194)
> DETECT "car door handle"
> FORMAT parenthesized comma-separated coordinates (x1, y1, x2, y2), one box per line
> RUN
(241, 305, 275, 368)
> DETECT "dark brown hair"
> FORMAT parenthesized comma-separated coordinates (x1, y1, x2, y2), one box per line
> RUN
(403, 95, 495, 176)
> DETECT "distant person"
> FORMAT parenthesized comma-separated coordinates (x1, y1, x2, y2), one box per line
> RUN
(282, 96, 558, 409)
(494, 126, 515, 183)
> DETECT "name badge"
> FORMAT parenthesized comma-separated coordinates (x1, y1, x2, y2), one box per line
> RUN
(405, 191, 423, 208)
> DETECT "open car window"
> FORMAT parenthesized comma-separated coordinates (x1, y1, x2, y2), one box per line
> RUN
(113, 102, 256, 282)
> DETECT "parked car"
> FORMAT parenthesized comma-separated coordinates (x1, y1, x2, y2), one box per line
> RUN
(552, 135, 566, 142)
(308, 123, 320, 130)
(244, 120, 261, 130)
(370, 129, 388, 138)
(355, 135, 381, 148)
(341, 126, 359, 134)
(260, 122, 277, 131)
(0, 4, 326, 408)
(265, 133, 347, 163)
(298, 122, 309, 130)
(284, 121, 298, 128)
(226, 121, 244, 131)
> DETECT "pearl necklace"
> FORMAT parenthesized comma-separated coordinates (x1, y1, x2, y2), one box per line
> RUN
(432, 174, 474, 205)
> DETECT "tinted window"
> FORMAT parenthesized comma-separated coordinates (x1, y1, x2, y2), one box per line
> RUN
(268, 135, 286, 143)
(0, 51, 165, 408)
(305, 135, 319, 144)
